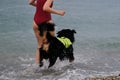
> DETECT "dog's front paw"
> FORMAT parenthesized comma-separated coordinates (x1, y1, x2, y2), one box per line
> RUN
(39, 61, 44, 67)
(69, 57, 74, 63)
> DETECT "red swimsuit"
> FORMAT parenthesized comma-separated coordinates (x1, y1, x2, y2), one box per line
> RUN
(34, 0, 52, 25)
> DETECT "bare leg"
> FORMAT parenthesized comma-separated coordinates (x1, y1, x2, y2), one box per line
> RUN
(32, 21, 43, 64)
(32, 20, 54, 65)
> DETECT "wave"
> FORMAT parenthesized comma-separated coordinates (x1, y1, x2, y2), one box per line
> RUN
(0, 56, 120, 80)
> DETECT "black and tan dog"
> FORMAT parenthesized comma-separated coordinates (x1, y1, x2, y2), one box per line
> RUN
(38, 22, 76, 68)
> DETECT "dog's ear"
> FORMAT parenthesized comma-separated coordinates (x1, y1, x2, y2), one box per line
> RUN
(47, 23, 55, 31)
(72, 29, 76, 33)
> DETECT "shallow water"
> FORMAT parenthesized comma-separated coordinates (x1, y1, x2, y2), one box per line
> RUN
(0, 0, 120, 80)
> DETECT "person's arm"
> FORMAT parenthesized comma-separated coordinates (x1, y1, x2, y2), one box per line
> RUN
(29, 0, 36, 7)
(43, 0, 65, 16)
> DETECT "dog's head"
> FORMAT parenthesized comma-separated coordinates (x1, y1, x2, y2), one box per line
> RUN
(38, 22, 55, 36)
(57, 29, 76, 43)
(38, 22, 55, 43)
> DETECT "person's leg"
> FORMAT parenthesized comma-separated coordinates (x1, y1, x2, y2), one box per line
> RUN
(33, 20, 55, 66)
(32, 21, 43, 64)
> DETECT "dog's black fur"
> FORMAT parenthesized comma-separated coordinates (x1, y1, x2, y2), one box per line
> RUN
(38, 22, 76, 68)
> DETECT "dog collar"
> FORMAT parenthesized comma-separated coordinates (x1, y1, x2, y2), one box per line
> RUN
(57, 37, 72, 48)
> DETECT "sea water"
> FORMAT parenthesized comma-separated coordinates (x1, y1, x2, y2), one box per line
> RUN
(0, 0, 120, 80)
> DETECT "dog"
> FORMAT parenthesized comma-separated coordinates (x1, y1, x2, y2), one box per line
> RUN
(38, 22, 76, 68)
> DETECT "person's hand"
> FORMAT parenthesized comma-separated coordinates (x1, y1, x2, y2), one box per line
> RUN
(58, 10, 65, 16)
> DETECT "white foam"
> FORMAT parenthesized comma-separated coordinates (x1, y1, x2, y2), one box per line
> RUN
(18, 56, 34, 62)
